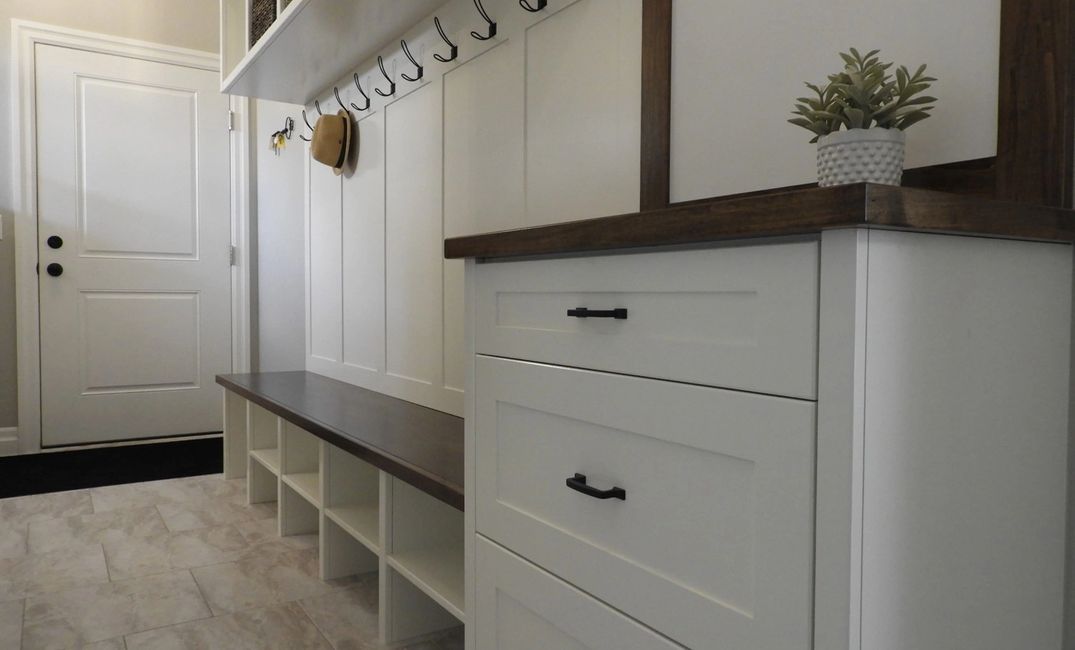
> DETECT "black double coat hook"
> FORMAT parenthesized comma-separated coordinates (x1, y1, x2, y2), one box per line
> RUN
(375, 56, 396, 97)
(471, 0, 497, 40)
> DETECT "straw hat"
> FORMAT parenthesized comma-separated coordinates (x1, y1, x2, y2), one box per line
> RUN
(310, 110, 351, 176)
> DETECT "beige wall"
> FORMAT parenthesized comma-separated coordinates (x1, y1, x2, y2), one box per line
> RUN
(0, 0, 219, 428)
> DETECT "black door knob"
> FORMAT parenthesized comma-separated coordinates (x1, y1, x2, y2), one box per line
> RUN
(46, 235, 63, 249)
(46, 263, 63, 277)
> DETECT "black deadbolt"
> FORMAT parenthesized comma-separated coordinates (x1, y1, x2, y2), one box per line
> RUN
(46, 263, 63, 277)
(46, 235, 63, 249)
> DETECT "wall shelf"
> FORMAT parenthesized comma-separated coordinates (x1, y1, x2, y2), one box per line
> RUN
(220, 0, 450, 104)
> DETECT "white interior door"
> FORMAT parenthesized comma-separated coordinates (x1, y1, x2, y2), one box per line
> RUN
(35, 44, 231, 446)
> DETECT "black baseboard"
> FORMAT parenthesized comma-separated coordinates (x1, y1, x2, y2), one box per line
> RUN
(0, 437, 223, 499)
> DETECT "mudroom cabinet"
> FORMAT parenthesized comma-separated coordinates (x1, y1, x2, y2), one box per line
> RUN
(448, 184, 1074, 650)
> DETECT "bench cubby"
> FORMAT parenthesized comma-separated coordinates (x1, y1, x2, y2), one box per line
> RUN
(218, 372, 465, 645)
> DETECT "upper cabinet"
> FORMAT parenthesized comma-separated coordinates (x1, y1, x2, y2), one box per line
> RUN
(219, 0, 449, 104)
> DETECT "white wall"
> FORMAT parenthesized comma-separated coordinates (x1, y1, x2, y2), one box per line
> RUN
(0, 0, 219, 428)
(670, 0, 1000, 202)
(253, 100, 306, 372)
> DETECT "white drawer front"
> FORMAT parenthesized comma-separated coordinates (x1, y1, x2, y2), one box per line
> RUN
(476, 536, 683, 650)
(475, 240, 819, 399)
(475, 356, 815, 650)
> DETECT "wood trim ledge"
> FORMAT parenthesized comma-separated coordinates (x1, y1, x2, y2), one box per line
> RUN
(444, 184, 1075, 260)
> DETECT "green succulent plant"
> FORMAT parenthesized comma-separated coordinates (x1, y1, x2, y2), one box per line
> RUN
(790, 48, 937, 142)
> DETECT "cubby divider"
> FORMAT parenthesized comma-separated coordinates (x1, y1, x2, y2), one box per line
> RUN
(223, 391, 247, 479)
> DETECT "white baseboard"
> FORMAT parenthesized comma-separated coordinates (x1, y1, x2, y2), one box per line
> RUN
(0, 428, 19, 456)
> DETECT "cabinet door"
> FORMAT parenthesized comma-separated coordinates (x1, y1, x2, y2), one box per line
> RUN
(475, 356, 815, 650)
(475, 537, 683, 650)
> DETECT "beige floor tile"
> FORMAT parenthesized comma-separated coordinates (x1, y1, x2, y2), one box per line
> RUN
(103, 524, 251, 581)
(299, 574, 379, 649)
(81, 638, 126, 650)
(21, 569, 211, 649)
(0, 545, 109, 602)
(27, 506, 168, 554)
(0, 600, 23, 650)
(125, 601, 332, 650)
(234, 519, 319, 557)
(234, 517, 281, 545)
(157, 498, 277, 533)
(192, 476, 248, 504)
(90, 477, 214, 513)
(0, 490, 93, 529)
(191, 547, 355, 615)
(0, 524, 27, 561)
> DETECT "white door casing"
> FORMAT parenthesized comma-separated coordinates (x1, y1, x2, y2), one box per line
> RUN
(32, 43, 231, 446)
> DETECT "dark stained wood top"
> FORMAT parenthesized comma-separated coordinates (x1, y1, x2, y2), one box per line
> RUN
(444, 183, 1075, 260)
(217, 372, 463, 511)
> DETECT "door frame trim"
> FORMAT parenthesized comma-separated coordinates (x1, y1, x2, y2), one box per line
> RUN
(11, 20, 250, 453)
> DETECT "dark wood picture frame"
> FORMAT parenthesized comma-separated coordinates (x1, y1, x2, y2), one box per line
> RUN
(639, 0, 1075, 209)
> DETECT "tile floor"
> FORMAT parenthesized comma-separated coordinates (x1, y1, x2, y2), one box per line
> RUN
(0, 474, 463, 649)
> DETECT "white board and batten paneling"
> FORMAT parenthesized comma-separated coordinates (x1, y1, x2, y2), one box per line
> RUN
(305, 0, 642, 416)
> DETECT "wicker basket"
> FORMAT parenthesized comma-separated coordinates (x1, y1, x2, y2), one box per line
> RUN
(250, 0, 276, 48)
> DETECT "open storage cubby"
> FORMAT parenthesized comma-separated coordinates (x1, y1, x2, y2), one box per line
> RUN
(281, 479, 319, 537)
(218, 376, 464, 646)
(248, 454, 277, 506)
(281, 421, 321, 507)
(324, 444, 380, 553)
(384, 476, 465, 622)
(322, 515, 378, 581)
(248, 402, 281, 475)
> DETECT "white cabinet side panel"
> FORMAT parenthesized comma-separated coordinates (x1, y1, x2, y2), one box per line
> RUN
(861, 231, 1071, 650)
(815, 229, 869, 650)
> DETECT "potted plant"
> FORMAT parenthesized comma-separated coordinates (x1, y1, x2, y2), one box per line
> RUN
(790, 48, 937, 187)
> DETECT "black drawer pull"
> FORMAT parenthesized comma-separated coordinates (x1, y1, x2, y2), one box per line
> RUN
(567, 307, 627, 320)
(566, 473, 626, 500)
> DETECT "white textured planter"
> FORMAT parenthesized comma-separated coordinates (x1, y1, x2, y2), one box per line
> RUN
(816, 127, 906, 187)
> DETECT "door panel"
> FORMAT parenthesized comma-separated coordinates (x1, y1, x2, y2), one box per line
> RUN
(77, 77, 198, 258)
(80, 291, 200, 392)
(35, 44, 231, 446)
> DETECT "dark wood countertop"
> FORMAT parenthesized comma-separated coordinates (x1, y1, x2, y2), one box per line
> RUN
(216, 372, 463, 511)
(444, 183, 1075, 260)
